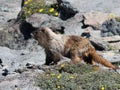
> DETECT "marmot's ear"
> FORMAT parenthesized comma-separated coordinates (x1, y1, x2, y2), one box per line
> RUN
(49, 27, 53, 30)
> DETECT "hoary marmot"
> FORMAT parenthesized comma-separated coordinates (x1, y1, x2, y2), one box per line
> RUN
(32, 27, 117, 70)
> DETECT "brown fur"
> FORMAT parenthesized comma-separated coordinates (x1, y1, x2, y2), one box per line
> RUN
(32, 27, 117, 70)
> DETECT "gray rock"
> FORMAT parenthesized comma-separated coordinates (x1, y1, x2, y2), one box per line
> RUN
(0, 0, 21, 24)
(0, 21, 42, 50)
(83, 12, 108, 30)
(52, 0, 78, 20)
(26, 13, 85, 35)
(68, 0, 120, 14)
(0, 70, 43, 90)
(101, 19, 120, 37)
(0, 46, 45, 73)
(26, 13, 64, 28)
(100, 51, 120, 63)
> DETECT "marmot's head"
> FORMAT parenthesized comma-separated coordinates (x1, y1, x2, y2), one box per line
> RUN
(32, 27, 57, 47)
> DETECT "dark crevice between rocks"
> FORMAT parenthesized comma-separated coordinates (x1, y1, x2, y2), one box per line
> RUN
(108, 40, 120, 43)
(0, 58, 2, 64)
(90, 40, 106, 51)
(19, 20, 38, 40)
(80, 15, 98, 30)
(0, 58, 3, 67)
(2, 69, 9, 76)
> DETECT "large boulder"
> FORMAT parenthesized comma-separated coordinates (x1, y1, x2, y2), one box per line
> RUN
(26, 13, 85, 35)
(83, 12, 108, 30)
(0, 21, 40, 50)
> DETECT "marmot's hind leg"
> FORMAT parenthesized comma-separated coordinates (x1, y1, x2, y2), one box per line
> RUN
(83, 53, 95, 64)
(70, 50, 82, 63)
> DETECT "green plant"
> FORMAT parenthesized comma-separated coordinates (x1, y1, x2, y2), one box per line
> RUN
(36, 63, 120, 90)
(36, 72, 80, 90)
(75, 70, 120, 90)
(58, 63, 95, 74)
(19, 0, 58, 20)
(115, 16, 120, 22)
(108, 13, 120, 22)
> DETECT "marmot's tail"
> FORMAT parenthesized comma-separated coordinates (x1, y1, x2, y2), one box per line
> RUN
(89, 47, 118, 70)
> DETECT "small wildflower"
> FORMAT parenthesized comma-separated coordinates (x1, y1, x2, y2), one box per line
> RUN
(60, 64, 65, 68)
(57, 85, 61, 89)
(70, 76, 75, 79)
(57, 74, 61, 79)
(27, 0, 31, 2)
(24, 7, 27, 10)
(108, 13, 116, 19)
(55, 12, 59, 16)
(101, 85, 105, 90)
(51, 73, 55, 76)
(27, 10, 31, 14)
(38, 8, 44, 13)
(56, 4, 58, 7)
(49, 8, 54, 12)
(30, 3, 32, 6)
(46, 74, 49, 77)
(24, 1, 28, 5)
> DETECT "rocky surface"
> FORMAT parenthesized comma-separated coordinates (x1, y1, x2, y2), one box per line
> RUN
(68, 0, 120, 15)
(0, 0, 120, 90)
(0, 0, 21, 24)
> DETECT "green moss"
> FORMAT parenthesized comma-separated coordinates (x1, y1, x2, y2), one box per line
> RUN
(36, 72, 79, 90)
(36, 63, 120, 90)
(57, 63, 95, 74)
(75, 70, 120, 90)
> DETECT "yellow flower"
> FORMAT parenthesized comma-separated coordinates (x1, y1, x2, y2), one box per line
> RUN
(101, 85, 105, 90)
(24, 7, 27, 10)
(57, 85, 61, 89)
(27, 0, 31, 2)
(51, 73, 55, 76)
(24, 1, 28, 5)
(38, 8, 44, 13)
(49, 8, 54, 12)
(60, 64, 65, 68)
(57, 74, 61, 79)
(30, 4, 32, 6)
(46, 74, 49, 77)
(27, 10, 31, 14)
(70, 76, 75, 79)
(108, 13, 116, 19)
(55, 12, 59, 16)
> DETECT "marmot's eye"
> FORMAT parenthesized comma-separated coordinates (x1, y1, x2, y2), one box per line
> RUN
(41, 29, 45, 32)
